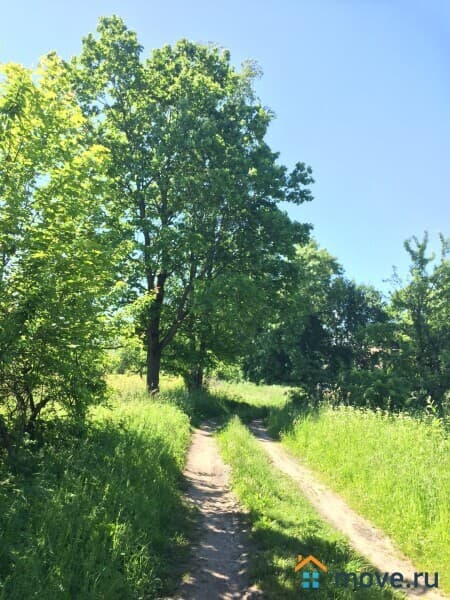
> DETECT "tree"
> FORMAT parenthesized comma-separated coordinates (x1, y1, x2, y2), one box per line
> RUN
(243, 241, 389, 397)
(390, 233, 450, 414)
(0, 56, 114, 450)
(243, 241, 341, 386)
(73, 16, 313, 393)
(164, 272, 266, 390)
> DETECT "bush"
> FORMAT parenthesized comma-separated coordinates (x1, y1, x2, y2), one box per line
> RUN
(0, 57, 115, 449)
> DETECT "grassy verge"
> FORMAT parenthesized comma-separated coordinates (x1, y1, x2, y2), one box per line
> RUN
(269, 404, 449, 592)
(211, 380, 290, 410)
(105, 374, 244, 425)
(217, 417, 398, 599)
(0, 390, 191, 599)
(186, 379, 289, 424)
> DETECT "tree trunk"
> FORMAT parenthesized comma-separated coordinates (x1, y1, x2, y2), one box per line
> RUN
(187, 336, 207, 392)
(187, 365, 204, 392)
(147, 342, 161, 394)
(145, 270, 166, 395)
(0, 416, 12, 457)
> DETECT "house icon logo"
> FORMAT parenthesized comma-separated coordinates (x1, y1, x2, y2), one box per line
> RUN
(295, 555, 327, 590)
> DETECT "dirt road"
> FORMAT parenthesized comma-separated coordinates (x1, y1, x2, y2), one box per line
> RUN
(173, 420, 446, 599)
(175, 423, 262, 600)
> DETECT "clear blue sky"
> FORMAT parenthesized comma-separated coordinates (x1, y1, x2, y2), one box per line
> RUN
(1, 0, 449, 293)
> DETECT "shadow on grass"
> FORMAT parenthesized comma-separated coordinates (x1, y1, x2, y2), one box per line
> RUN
(164, 385, 321, 449)
(163, 387, 278, 428)
(265, 401, 314, 439)
(0, 417, 195, 600)
(246, 517, 399, 599)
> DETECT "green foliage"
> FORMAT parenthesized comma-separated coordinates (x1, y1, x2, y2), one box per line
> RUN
(208, 361, 244, 383)
(243, 241, 388, 394)
(110, 341, 146, 377)
(164, 273, 267, 389)
(389, 233, 450, 413)
(243, 241, 340, 385)
(0, 56, 115, 446)
(106, 302, 153, 376)
(72, 16, 313, 392)
(244, 233, 450, 415)
(338, 233, 450, 413)
(0, 395, 191, 599)
(340, 368, 413, 411)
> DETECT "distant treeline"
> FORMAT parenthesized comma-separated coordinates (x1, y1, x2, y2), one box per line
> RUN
(243, 235, 449, 417)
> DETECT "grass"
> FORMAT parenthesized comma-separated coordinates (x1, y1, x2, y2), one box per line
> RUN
(0, 385, 192, 599)
(106, 372, 184, 397)
(6, 373, 445, 597)
(269, 403, 450, 592)
(211, 380, 290, 410)
(206, 380, 449, 594)
(217, 417, 399, 599)
(170, 378, 290, 426)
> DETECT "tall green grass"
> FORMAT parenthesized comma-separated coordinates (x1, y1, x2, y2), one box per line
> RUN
(0, 393, 191, 599)
(272, 405, 449, 590)
(211, 380, 290, 409)
(218, 417, 397, 599)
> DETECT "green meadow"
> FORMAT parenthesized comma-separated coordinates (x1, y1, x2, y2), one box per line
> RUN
(213, 381, 449, 594)
(273, 403, 450, 585)
(1, 375, 448, 597)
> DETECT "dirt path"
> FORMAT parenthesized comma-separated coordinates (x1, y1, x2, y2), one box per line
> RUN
(249, 420, 447, 599)
(175, 423, 262, 600)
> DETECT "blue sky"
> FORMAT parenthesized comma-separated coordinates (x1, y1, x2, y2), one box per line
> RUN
(1, 0, 449, 293)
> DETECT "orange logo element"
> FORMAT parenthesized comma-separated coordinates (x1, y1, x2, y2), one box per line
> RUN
(295, 555, 328, 573)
